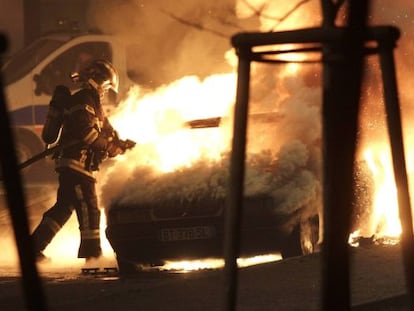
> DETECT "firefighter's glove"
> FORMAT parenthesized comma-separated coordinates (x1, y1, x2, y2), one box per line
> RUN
(107, 138, 136, 158)
(107, 141, 124, 158)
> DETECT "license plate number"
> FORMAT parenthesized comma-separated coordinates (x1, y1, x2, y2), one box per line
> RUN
(159, 226, 215, 241)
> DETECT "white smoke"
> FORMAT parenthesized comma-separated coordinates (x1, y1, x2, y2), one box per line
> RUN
(88, 0, 238, 88)
(102, 140, 319, 221)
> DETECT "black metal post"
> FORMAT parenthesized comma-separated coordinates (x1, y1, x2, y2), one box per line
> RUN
(0, 35, 48, 310)
(223, 48, 251, 311)
(379, 42, 414, 308)
(321, 1, 369, 310)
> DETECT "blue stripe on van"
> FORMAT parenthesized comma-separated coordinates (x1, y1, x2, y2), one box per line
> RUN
(10, 105, 49, 126)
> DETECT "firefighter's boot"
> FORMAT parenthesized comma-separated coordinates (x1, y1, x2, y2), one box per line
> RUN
(31, 216, 61, 262)
(78, 228, 102, 259)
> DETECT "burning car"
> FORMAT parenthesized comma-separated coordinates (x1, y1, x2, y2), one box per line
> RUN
(101, 82, 323, 273)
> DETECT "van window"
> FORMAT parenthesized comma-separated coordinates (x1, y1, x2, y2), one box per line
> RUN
(2, 38, 64, 85)
(38, 41, 113, 95)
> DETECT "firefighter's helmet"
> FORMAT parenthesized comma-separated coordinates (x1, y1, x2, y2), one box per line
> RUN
(71, 59, 119, 94)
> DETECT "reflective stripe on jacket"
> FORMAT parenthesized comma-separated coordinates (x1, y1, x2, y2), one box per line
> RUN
(55, 88, 109, 178)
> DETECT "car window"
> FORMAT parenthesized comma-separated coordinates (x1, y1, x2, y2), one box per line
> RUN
(38, 41, 113, 95)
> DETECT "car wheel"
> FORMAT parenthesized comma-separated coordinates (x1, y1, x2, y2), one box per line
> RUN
(116, 256, 137, 275)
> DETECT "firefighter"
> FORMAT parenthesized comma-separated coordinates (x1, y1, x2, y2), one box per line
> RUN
(31, 59, 127, 262)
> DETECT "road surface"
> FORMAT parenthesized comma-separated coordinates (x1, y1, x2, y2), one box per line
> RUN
(0, 244, 410, 311)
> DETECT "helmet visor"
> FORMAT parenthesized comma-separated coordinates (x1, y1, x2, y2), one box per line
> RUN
(100, 61, 119, 93)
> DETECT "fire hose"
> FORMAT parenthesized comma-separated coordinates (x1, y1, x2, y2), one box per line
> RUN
(17, 144, 75, 170)
(18, 141, 81, 170)
(17, 137, 136, 171)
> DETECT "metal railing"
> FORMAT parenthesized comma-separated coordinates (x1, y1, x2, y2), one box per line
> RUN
(224, 0, 414, 310)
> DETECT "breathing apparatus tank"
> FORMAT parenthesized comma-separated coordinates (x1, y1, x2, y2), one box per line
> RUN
(41, 85, 71, 145)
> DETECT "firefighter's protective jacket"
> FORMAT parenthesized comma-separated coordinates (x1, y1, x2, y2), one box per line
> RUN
(55, 88, 114, 179)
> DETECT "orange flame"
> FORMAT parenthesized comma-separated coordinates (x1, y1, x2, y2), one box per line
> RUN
(363, 146, 401, 238)
(109, 74, 237, 173)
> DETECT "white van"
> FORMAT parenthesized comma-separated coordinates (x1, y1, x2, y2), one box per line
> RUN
(2, 32, 138, 166)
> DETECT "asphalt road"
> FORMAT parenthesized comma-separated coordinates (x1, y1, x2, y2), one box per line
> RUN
(0, 244, 410, 311)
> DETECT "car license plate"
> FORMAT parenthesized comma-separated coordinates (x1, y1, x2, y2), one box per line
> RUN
(159, 226, 215, 241)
